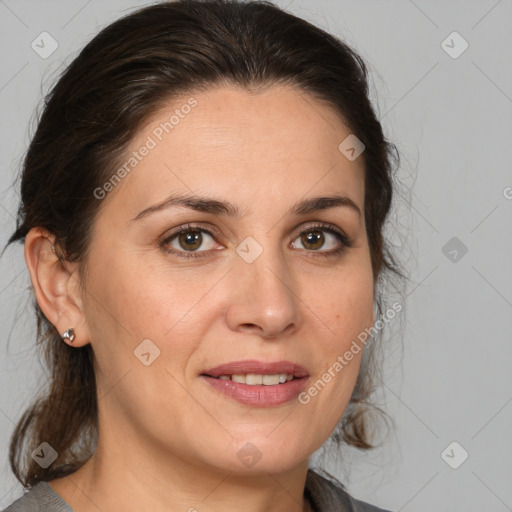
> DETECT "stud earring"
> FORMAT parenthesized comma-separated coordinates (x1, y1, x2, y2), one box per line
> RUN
(61, 328, 75, 343)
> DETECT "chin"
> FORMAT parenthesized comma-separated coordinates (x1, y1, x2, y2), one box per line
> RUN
(220, 434, 312, 475)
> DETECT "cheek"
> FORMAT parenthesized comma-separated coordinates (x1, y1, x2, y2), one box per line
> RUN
(85, 248, 168, 335)
(83, 249, 216, 372)
(313, 269, 374, 347)
(301, 261, 373, 410)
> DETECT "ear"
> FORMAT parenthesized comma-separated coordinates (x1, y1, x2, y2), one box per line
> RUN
(24, 227, 91, 347)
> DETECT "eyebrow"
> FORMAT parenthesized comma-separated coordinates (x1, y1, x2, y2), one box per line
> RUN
(131, 193, 362, 221)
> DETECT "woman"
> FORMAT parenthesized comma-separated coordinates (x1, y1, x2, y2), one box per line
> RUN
(3, 1, 403, 510)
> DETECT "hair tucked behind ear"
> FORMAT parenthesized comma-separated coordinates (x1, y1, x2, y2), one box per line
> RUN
(8, 302, 98, 485)
(6, 0, 404, 487)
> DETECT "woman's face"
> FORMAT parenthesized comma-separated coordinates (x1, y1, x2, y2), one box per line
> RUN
(81, 83, 374, 474)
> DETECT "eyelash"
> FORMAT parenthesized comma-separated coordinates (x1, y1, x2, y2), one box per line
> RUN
(159, 222, 353, 260)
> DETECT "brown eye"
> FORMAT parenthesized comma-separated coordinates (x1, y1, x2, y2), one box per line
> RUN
(177, 230, 203, 251)
(160, 225, 220, 258)
(300, 230, 325, 250)
(291, 225, 350, 255)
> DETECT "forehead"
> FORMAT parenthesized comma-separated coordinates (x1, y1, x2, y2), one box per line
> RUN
(104, 83, 365, 214)
(143, 83, 354, 158)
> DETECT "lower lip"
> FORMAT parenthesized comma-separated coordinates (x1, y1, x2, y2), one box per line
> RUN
(201, 375, 309, 407)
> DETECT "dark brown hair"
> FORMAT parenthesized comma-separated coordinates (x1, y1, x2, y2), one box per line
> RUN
(6, 0, 403, 488)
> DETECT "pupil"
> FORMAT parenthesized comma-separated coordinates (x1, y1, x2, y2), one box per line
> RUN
(303, 230, 323, 250)
(180, 231, 201, 250)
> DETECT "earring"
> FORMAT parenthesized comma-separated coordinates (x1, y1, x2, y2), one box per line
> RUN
(61, 328, 75, 343)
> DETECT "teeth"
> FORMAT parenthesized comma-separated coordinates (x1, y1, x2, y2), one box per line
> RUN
(262, 374, 279, 385)
(216, 373, 295, 385)
(246, 374, 263, 385)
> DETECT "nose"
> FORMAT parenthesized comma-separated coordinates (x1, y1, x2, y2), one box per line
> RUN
(225, 245, 301, 339)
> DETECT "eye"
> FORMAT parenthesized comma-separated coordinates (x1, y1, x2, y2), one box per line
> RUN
(160, 222, 352, 260)
(291, 223, 352, 257)
(160, 224, 221, 259)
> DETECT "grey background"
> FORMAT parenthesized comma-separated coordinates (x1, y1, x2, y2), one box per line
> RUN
(0, 1, 511, 511)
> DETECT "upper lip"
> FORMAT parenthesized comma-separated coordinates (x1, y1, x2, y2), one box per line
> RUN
(202, 359, 309, 378)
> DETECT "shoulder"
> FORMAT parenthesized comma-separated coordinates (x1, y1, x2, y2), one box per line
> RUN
(2, 481, 74, 512)
(305, 469, 393, 512)
(349, 494, 394, 512)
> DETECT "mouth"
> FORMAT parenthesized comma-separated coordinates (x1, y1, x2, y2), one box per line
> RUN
(201, 359, 309, 381)
(203, 373, 298, 385)
(200, 360, 310, 407)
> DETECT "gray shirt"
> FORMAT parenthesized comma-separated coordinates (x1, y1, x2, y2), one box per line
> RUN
(3, 482, 71, 512)
(3, 471, 393, 512)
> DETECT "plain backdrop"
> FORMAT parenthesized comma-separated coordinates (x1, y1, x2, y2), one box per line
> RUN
(0, 1, 511, 511)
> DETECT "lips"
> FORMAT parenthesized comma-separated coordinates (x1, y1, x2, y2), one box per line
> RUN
(202, 360, 310, 379)
(200, 359, 310, 407)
